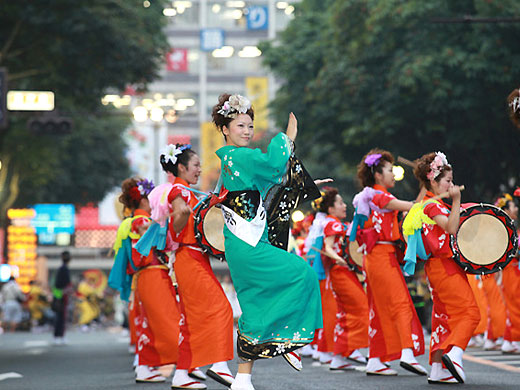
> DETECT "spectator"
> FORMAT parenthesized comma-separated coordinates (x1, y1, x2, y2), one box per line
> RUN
(1, 276, 26, 332)
(52, 251, 72, 345)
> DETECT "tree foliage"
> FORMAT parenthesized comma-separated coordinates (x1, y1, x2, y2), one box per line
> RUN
(261, 0, 520, 202)
(0, 0, 169, 217)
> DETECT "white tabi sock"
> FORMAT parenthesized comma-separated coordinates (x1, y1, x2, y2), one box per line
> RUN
(447, 346, 464, 365)
(211, 361, 231, 374)
(233, 373, 252, 387)
(400, 348, 415, 363)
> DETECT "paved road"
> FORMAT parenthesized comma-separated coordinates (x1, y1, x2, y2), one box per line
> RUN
(0, 328, 519, 389)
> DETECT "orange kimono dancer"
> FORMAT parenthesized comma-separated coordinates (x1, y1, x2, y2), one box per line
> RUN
(502, 258, 520, 344)
(323, 216, 369, 357)
(405, 193, 480, 363)
(113, 209, 180, 367)
(168, 177, 234, 370)
(355, 185, 425, 362)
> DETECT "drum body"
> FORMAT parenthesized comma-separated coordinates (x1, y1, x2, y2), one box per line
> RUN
(342, 235, 364, 276)
(450, 204, 518, 275)
(194, 194, 226, 261)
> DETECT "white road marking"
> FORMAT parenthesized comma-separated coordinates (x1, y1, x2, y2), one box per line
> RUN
(0, 372, 23, 381)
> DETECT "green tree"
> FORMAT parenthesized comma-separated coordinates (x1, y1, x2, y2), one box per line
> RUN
(0, 0, 169, 217)
(262, 0, 520, 202)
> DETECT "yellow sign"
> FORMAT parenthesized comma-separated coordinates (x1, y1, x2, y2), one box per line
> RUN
(200, 122, 224, 191)
(7, 209, 38, 293)
(245, 77, 269, 132)
(7, 91, 55, 111)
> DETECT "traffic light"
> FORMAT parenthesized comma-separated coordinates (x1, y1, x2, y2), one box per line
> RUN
(27, 113, 73, 134)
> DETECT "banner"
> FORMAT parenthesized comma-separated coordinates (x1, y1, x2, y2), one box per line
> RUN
(166, 48, 188, 72)
(200, 122, 224, 191)
(245, 77, 269, 133)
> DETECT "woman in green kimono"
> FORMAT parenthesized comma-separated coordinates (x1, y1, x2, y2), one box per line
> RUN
(212, 94, 323, 390)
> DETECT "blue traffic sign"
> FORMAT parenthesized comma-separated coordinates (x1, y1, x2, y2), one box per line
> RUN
(200, 28, 225, 52)
(247, 6, 268, 30)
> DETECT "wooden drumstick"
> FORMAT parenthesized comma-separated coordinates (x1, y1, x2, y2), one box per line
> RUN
(430, 185, 465, 201)
(397, 156, 417, 168)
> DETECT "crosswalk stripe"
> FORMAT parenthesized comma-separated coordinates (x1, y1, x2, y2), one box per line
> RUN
(463, 353, 520, 373)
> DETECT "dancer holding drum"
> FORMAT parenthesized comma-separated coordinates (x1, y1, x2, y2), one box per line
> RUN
(213, 94, 322, 390)
(352, 149, 426, 376)
(495, 193, 520, 354)
(319, 187, 369, 370)
(411, 152, 480, 384)
(160, 144, 235, 390)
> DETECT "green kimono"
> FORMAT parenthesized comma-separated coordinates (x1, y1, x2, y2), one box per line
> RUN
(216, 132, 323, 360)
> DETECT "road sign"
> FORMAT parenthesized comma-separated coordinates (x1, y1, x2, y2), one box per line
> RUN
(31, 204, 75, 235)
(247, 6, 268, 30)
(200, 28, 225, 52)
(7, 91, 55, 111)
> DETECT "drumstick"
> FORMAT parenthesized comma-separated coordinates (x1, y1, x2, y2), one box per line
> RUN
(397, 156, 417, 168)
(429, 185, 465, 201)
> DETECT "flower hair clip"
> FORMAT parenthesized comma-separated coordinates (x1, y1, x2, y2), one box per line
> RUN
(217, 94, 252, 119)
(365, 153, 382, 168)
(136, 179, 155, 197)
(510, 94, 520, 113)
(161, 144, 191, 165)
(427, 151, 451, 180)
(495, 193, 513, 209)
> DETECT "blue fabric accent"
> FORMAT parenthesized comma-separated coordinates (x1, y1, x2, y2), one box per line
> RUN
(134, 220, 169, 256)
(403, 230, 429, 275)
(108, 239, 134, 301)
(306, 236, 326, 280)
(349, 210, 368, 241)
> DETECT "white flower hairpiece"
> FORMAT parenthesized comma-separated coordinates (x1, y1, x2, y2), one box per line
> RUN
(510, 95, 520, 113)
(217, 94, 252, 118)
(427, 151, 451, 180)
(161, 144, 183, 165)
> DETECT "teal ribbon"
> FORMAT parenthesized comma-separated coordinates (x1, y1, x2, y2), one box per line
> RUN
(349, 210, 368, 241)
(108, 238, 135, 301)
(134, 220, 169, 256)
(403, 230, 429, 275)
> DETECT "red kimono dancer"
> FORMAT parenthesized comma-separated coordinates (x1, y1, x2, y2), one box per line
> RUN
(481, 274, 507, 350)
(363, 185, 425, 375)
(501, 258, 520, 353)
(422, 193, 480, 384)
(169, 177, 234, 390)
(131, 210, 180, 383)
(315, 278, 338, 363)
(323, 216, 369, 370)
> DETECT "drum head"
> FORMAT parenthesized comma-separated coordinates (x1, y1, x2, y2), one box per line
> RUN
(457, 214, 508, 266)
(202, 206, 225, 252)
(348, 240, 364, 269)
(451, 204, 518, 275)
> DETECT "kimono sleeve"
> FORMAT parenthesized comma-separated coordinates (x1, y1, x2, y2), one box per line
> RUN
(324, 220, 346, 238)
(372, 192, 396, 209)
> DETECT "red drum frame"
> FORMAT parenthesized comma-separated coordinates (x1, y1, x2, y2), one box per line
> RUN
(450, 203, 518, 275)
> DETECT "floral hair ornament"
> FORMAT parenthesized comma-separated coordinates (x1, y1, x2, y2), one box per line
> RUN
(161, 144, 192, 165)
(129, 186, 142, 202)
(427, 151, 451, 180)
(217, 94, 252, 119)
(136, 179, 155, 197)
(364, 153, 382, 169)
(509, 89, 520, 113)
(495, 193, 513, 209)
